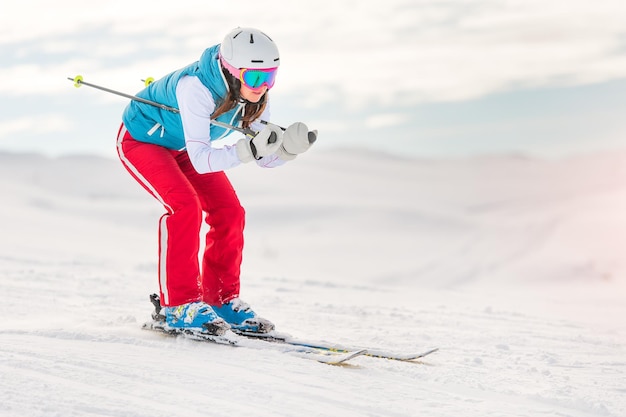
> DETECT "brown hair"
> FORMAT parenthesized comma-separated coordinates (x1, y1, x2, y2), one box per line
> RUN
(212, 65, 267, 129)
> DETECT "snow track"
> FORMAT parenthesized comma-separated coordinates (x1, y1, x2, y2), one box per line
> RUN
(0, 151, 625, 416)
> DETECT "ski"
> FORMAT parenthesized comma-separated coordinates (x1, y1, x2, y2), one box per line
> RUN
(299, 348, 368, 365)
(233, 330, 439, 362)
(142, 320, 366, 366)
(143, 294, 436, 364)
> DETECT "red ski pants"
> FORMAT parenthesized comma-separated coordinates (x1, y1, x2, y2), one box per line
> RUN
(116, 124, 245, 306)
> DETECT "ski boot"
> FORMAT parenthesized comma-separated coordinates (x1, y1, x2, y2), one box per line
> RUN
(149, 294, 229, 335)
(211, 298, 274, 333)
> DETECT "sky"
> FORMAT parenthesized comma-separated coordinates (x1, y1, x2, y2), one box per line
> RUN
(1, 0, 626, 159)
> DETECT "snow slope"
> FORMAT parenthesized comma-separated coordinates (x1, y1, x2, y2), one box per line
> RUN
(0, 149, 625, 417)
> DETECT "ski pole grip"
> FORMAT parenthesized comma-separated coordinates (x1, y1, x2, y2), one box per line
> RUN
(260, 119, 286, 131)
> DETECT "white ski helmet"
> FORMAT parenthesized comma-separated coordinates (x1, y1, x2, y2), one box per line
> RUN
(219, 27, 280, 70)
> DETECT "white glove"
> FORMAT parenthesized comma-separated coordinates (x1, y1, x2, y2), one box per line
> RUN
(236, 124, 284, 163)
(276, 122, 317, 161)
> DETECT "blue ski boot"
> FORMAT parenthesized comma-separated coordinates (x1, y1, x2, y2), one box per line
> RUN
(163, 301, 230, 336)
(211, 298, 274, 333)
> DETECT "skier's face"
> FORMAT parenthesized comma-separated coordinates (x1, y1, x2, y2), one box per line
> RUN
(239, 84, 268, 103)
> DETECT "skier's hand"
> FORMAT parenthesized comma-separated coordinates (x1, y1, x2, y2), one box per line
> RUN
(236, 124, 284, 163)
(276, 122, 317, 161)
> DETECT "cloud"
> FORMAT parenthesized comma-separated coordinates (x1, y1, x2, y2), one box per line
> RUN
(0, 115, 73, 138)
(3, 0, 626, 110)
(1, 0, 626, 160)
(365, 113, 409, 129)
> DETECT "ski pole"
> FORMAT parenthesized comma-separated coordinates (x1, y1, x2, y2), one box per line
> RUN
(67, 75, 257, 138)
(135, 76, 309, 142)
(138, 77, 297, 139)
(138, 76, 283, 134)
(68, 75, 180, 113)
(67, 75, 314, 144)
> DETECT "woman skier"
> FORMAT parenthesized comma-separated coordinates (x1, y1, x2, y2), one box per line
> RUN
(116, 27, 315, 335)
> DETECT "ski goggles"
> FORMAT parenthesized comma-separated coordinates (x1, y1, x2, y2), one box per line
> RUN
(220, 55, 278, 90)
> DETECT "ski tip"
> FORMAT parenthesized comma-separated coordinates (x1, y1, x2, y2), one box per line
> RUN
(364, 347, 440, 361)
(317, 349, 367, 366)
(402, 347, 440, 361)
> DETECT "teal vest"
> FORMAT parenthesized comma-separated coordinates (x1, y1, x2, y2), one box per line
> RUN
(122, 45, 241, 150)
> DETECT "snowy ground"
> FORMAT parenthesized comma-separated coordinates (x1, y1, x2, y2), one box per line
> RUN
(0, 148, 625, 417)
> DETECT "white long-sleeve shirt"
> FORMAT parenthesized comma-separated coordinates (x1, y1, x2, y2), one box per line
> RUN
(176, 75, 285, 174)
